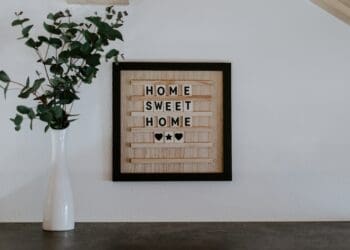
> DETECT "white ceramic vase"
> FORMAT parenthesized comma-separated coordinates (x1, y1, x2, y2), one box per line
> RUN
(43, 129, 74, 231)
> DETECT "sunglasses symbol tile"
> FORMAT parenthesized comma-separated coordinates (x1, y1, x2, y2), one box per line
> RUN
(113, 62, 232, 181)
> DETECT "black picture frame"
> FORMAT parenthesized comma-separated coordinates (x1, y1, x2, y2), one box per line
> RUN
(113, 62, 232, 181)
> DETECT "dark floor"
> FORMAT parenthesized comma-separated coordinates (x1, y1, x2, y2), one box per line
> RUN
(0, 222, 350, 250)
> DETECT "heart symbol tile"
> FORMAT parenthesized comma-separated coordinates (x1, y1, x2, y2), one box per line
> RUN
(174, 133, 183, 141)
(154, 133, 163, 141)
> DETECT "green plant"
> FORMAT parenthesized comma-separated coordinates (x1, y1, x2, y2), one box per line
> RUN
(0, 7, 127, 131)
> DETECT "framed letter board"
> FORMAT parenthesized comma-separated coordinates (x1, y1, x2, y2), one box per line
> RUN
(113, 62, 231, 181)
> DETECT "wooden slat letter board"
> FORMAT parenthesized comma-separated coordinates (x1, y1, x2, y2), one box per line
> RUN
(113, 62, 232, 181)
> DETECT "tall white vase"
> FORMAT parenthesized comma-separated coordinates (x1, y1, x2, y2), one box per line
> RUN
(43, 129, 75, 231)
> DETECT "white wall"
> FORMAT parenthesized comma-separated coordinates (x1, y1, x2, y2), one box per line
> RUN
(1, 0, 350, 222)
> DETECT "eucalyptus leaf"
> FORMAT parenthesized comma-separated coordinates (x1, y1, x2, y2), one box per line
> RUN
(52, 106, 64, 119)
(2, 8, 127, 131)
(58, 51, 70, 63)
(43, 22, 61, 35)
(51, 77, 65, 86)
(86, 54, 101, 66)
(85, 16, 102, 26)
(44, 58, 53, 65)
(18, 88, 32, 99)
(50, 64, 64, 75)
(10, 114, 23, 131)
(32, 78, 45, 92)
(105, 49, 118, 60)
(39, 112, 53, 123)
(28, 109, 36, 119)
(53, 11, 65, 20)
(25, 38, 38, 48)
(106, 6, 113, 13)
(17, 105, 31, 114)
(58, 90, 79, 104)
(109, 29, 123, 41)
(21, 25, 33, 38)
(25, 77, 30, 87)
(44, 124, 50, 132)
(0, 71, 10, 83)
(37, 104, 49, 113)
(48, 37, 62, 49)
(11, 18, 30, 26)
(47, 13, 55, 20)
(83, 31, 98, 44)
(117, 12, 123, 20)
(3, 83, 9, 99)
(38, 36, 49, 43)
(80, 43, 92, 55)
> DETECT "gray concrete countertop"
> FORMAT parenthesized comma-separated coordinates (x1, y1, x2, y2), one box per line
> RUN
(0, 222, 349, 250)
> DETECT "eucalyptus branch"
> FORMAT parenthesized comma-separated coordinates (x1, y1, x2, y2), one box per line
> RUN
(7, 87, 23, 91)
(9, 80, 26, 88)
(35, 50, 51, 86)
(68, 102, 74, 114)
(74, 32, 83, 42)
(0, 7, 127, 131)
(44, 35, 52, 60)
(11, 80, 39, 98)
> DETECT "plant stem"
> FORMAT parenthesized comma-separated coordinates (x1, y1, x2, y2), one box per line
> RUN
(44, 35, 52, 60)
(10, 81, 25, 87)
(6, 88, 22, 91)
(35, 50, 51, 86)
(10, 80, 39, 98)
(68, 102, 74, 114)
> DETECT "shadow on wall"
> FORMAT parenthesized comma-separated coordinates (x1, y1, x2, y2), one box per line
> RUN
(0, 141, 112, 222)
(67, 137, 113, 182)
(0, 174, 46, 222)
